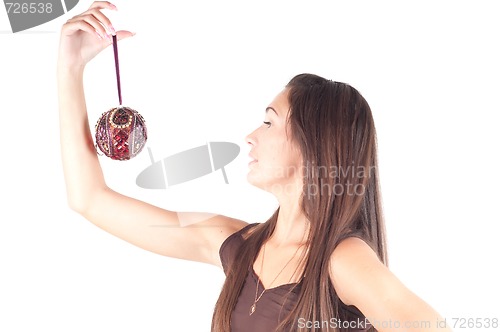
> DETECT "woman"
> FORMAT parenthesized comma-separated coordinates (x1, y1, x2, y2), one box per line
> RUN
(58, 2, 451, 331)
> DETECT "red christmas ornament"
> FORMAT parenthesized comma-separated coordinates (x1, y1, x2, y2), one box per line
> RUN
(95, 106, 147, 160)
(94, 34, 147, 161)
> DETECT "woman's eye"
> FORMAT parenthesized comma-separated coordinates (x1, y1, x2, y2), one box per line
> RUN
(263, 121, 271, 128)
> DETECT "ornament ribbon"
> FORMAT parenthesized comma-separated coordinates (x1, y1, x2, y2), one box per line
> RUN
(112, 34, 122, 106)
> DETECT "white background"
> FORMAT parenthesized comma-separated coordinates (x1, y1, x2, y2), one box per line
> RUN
(1, 1, 499, 331)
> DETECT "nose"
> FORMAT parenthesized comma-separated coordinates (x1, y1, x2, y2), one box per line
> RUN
(245, 128, 257, 147)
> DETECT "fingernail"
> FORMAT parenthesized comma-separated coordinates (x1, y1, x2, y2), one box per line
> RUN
(109, 26, 116, 34)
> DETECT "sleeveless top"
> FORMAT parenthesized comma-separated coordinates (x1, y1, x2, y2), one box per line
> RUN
(219, 223, 372, 332)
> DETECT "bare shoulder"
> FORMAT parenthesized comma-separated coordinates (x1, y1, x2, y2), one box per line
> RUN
(330, 237, 382, 272)
(329, 237, 385, 306)
(187, 212, 248, 236)
(192, 213, 248, 268)
(330, 238, 451, 331)
(204, 214, 249, 246)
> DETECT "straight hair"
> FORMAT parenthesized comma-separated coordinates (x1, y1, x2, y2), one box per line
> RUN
(212, 73, 386, 332)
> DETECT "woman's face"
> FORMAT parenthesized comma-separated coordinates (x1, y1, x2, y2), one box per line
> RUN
(246, 89, 303, 195)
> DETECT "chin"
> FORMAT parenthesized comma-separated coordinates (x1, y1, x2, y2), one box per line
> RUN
(247, 172, 268, 191)
(246, 172, 260, 188)
(247, 174, 281, 196)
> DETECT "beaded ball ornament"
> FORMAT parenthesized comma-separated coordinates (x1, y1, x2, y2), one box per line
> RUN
(94, 34, 147, 161)
(95, 106, 147, 160)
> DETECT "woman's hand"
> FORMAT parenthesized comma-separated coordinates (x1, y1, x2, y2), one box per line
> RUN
(57, 1, 134, 71)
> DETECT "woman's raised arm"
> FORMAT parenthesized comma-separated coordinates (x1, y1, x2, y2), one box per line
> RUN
(57, 1, 246, 266)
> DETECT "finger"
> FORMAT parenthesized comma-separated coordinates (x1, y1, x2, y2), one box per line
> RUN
(75, 8, 115, 36)
(68, 1, 116, 22)
(115, 30, 135, 41)
(88, 8, 116, 35)
(88, 1, 117, 12)
(66, 14, 110, 40)
(62, 19, 104, 41)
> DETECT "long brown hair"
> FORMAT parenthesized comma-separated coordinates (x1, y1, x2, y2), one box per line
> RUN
(212, 73, 387, 331)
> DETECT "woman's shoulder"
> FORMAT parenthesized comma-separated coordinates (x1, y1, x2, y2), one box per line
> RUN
(329, 236, 387, 306)
(219, 222, 260, 273)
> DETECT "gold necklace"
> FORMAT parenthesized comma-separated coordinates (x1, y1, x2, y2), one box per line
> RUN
(249, 241, 304, 316)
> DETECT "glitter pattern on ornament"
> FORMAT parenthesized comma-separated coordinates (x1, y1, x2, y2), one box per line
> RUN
(95, 106, 147, 160)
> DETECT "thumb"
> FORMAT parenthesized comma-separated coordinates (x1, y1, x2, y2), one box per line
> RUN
(115, 30, 135, 41)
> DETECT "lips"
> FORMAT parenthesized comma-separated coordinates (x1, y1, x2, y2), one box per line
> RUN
(248, 153, 258, 165)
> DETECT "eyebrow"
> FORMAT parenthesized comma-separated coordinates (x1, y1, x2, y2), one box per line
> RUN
(265, 107, 278, 116)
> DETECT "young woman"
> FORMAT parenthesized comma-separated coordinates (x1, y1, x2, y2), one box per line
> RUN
(58, 2, 451, 331)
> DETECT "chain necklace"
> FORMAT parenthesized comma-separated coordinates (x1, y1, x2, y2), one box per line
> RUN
(249, 241, 304, 316)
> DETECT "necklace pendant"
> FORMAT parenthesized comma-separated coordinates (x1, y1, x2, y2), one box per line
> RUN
(249, 303, 256, 316)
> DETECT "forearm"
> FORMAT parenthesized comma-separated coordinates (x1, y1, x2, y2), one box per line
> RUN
(57, 65, 107, 213)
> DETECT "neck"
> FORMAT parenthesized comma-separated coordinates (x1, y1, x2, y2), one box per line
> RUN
(270, 180, 310, 247)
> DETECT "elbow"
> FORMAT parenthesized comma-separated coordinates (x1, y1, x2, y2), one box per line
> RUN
(66, 195, 89, 216)
(66, 188, 100, 216)
(66, 185, 108, 217)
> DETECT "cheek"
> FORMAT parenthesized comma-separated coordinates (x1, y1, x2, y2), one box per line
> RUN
(275, 141, 303, 175)
(286, 151, 303, 178)
(283, 137, 302, 163)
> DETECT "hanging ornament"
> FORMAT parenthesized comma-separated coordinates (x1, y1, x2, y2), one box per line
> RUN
(95, 35, 147, 160)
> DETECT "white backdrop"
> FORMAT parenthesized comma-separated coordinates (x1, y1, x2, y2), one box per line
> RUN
(1, 1, 499, 331)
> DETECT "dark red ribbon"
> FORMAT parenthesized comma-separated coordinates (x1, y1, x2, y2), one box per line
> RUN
(112, 34, 122, 106)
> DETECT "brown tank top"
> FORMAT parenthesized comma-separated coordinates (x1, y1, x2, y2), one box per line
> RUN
(219, 223, 372, 332)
